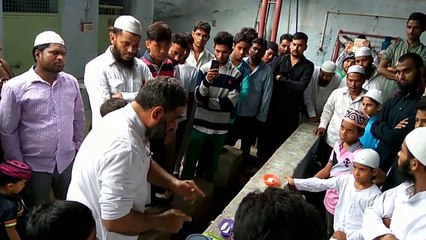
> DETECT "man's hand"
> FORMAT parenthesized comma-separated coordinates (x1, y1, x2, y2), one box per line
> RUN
(382, 218, 391, 228)
(309, 116, 319, 123)
(374, 169, 387, 186)
(332, 230, 347, 240)
(344, 42, 353, 53)
(394, 118, 408, 129)
(377, 234, 398, 240)
(111, 92, 123, 99)
(159, 209, 192, 233)
(313, 127, 326, 136)
(275, 75, 281, 81)
(170, 179, 205, 202)
(206, 69, 219, 83)
(284, 176, 295, 186)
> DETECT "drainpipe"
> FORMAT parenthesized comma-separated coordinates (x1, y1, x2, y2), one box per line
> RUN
(295, 0, 299, 32)
(258, 0, 269, 38)
(270, 0, 283, 42)
(287, 0, 291, 33)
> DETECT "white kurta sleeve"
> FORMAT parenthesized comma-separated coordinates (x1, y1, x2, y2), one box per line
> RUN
(303, 80, 317, 117)
(294, 176, 341, 192)
(319, 90, 337, 129)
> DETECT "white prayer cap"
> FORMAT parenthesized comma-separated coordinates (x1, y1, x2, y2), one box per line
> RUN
(347, 65, 365, 75)
(321, 61, 337, 73)
(354, 149, 380, 168)
(355, 47, 372, 57)
(34, 31, 64, 47)
(363, 89, 384, 105)
(405, 127, 426, 166)
(113, 15, 142, 36)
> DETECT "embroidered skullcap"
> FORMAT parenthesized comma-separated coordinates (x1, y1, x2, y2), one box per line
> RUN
(405, 127, 426, 165)
(355, 47, 372, 58)
(0, 160, 31, 180)
(354, 149, 380, 168)
(34, 31, 65, 47)
(363, 89, 384, 105)
(321, 61, 336, 73)
(347, 65, 365, 75)
(114, 15, 142, 36)
(343, 108, 369, 129)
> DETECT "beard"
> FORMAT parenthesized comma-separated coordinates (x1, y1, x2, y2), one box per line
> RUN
(111, 45, 135, 70)
(397, 77, 420, 94)
(398, 159, 415, 183)
(318, 78, 330, 86)
(146, 118, 166, 140)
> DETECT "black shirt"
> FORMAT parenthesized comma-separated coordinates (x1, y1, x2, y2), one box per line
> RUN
(0, 193, 27, 240)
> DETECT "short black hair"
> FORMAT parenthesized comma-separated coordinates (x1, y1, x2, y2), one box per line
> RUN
(279, 33, 293, 42)
(417, 97, 426, 111)
(100, 98, 127, 117)
(193, 20, 211, 34)
(408, 12, 426, 29)
(172, 33, 190, 50)
(0, 172, 22, 186)
(213, 31, 234, 50)
(135, 76, 187, 113)
(398, 52, 424, 69)
(146, 21, 172, 42)
(266, 40, 278, 53)
(26, 200, 95, 240)
(32, 43, 50, 62)
(240, 27, 258, 41)
(233, 188, 323, 240)
(252, 37, 268, 51)
(186, 33, 194, 46)
(293, 32, 308, 43)
(233, 31, 254, 45)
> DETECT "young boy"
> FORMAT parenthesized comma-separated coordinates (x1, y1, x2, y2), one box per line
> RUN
(100, 98, 127, 117)
(286, 148, 381, 240)
(312, 108, 369, 238)
(0, 160, 31, 240)
(360, 89, 383, 149)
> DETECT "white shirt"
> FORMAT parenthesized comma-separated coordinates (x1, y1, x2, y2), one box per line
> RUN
(176, 62, 198, 94)
(362, 181, 426, 240)
(84, 46, 153, 127)
(295, 174, 381, 240)
(304, 66, 342, 118)
(67, 104, 151, 240)
(338, 68, 387, 96)
(186, 48, 214, 69)
(319, 87, 366, 147)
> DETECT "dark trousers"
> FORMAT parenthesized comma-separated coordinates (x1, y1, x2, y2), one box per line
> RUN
(225, 116, 260, 161)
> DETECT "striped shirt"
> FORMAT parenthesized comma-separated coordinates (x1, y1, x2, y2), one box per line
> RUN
(141, 51, 175, 78)
(194, 60, 242, 134)
(0, 67, 85, 173)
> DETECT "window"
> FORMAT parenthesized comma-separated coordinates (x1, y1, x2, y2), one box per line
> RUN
(3, 0, 58, 14)
(99, 0, 129, 15)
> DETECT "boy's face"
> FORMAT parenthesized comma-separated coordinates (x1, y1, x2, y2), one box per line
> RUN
(8, 179, 27, 194)
(353, 162, 376, 184)
(233, 41, 250, 61)
(415, 109, 426, 128)
(145, 40, 171, 63)
(214, 44, 232, 65)
(362, 97, 381, 117)
(340, 120, 363, 144)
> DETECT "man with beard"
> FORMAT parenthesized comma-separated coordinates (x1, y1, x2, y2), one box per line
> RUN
(371, 53, 425, 190)
(362, 127, 426, 240)
(67, 77, 205, 240)
(0, 31, 85, 208)
(84, 15, 153, 128)
(225, 37, 273, 167)
(278, 33, 293, 56)
(304, 61, 342, 123)
(186, 21, 214, 69)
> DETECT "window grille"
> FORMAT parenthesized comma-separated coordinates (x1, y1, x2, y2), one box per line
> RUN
(99, 0, 125, 15)
(3, 0, 58, 14)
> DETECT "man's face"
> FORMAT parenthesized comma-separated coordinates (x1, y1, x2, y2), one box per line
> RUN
(146, 40, 171, 63)
(406, 20, 425, 41)
(110, 31, 141, 62)
(395, 58, 420, 92)
(168, 43, 187, 66)
(415, 109, 426, 128)
(192, 29, 209, 48)
(279, 39, 291, 55)
(343, 58, 355, 73)
(339, 120, 362, 145)
(233, 41, 250, 61)
(36, 43, 66, 73)
(290, 39, 307, 57)
(262, 48, 276, 63)
(355, 56, 373, 69)
(147, 106, 185, 140)
(214, 44, 232, 65)
(318, 70, 335, 86)
(250, 43, 266, 62)
(346, 72, 365, 94)
(397, 141, 415, 183)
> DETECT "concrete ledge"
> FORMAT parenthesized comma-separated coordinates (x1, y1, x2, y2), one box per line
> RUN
(203, 123, 318, 236)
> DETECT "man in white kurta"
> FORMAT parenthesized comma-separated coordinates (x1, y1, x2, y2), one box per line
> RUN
(362, 127, 426, 240)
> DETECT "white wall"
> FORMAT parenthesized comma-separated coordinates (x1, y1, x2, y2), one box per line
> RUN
(158, 0, 426, 65)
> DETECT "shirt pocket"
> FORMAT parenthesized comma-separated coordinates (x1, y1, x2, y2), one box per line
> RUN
(108, 78, 124, 92)
(21, 87, 51, 116)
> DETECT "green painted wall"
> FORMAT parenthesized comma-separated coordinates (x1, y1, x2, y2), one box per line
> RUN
(3, 13, 60, 75)
(98, 15, 117, 54)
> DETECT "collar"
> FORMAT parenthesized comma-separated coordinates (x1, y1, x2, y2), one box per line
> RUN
(28, 66, 61, 84)
(402, 39, 424, 49)
(125, 104, 148, 141)
(338, 140, 362, 152)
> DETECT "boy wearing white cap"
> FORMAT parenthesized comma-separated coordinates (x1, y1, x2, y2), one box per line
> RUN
(0, 31, 85, 208)
(363, 127, 426, 240)
(84, 15, 153, 128)
(286, 148, 381, 240)
(360, 89, 383, 149)
(304, 61, 342, 123)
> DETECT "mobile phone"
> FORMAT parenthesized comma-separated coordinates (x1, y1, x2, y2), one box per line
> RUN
(210, 60, 220, 69)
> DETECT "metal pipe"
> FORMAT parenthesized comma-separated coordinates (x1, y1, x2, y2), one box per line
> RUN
(270, 0, 283, 42)
(258, 0, 269, 38)
(319, 11, 408, 50)
(287, 0, 291, 33)
(295, 0, 299, 32)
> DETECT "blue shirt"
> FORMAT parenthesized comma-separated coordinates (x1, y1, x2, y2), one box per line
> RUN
(360, 115, 379, 149)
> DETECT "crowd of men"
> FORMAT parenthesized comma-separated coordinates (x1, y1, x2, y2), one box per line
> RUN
(0, 9, 425, 240)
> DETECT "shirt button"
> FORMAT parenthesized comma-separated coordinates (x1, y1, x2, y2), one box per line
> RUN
(58, 129, 61, 132)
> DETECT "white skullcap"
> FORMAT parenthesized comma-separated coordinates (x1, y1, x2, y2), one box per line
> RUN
(34, 31, 64, 47)
(355, 47, 372, 57)
(363, 89, 384, 105)
(354, 149, 380, 168)
(321, 61, 337, 73)
(113, 15, 142, 36)
(405, 127, 426, 166)
(347, 65, 365, 75)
